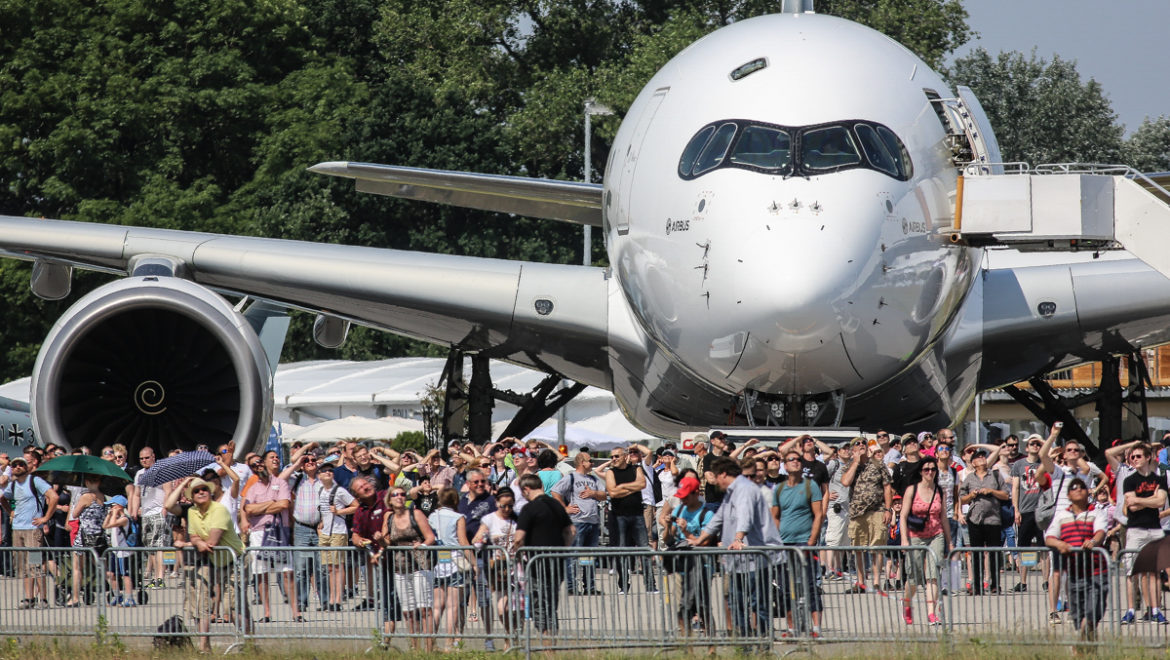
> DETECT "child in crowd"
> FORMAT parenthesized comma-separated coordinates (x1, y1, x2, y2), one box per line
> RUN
(103, 495, 136, 607)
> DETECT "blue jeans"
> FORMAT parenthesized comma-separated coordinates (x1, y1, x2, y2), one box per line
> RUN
(728, 567, 770, 636)
(567, 521, 600, 591)
(615, 515, 656, 592)
(293, 523, 327, 611)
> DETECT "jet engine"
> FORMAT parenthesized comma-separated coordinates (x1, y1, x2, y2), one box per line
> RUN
(31, 277, 274, 460)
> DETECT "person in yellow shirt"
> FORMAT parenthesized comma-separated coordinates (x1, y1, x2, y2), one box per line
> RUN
(168, 476, 249, 653)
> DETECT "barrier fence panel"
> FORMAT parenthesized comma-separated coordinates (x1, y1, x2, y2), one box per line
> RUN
(944, 546, 1116, 645)
(237, 545, 384, 647)
(805, 545, 942, 643)
(94, 546, 243, 650)
(1113, 548, 1170, 646)
(520, 547, 777, 653)
(0, 547, 103, 638)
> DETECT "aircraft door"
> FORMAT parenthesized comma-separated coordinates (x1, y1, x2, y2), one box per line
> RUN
(616, 87, 669, 235)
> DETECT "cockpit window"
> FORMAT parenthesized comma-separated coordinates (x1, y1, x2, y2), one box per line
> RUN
(876, 125, 913, 179)
(801, 125, 862, 171)
(729, 125, 791, 171)
(677, 125, 716, 178)
(691, 123, 737, 176)
(854, 123, 899, 177)
(678, 119, 912, 181)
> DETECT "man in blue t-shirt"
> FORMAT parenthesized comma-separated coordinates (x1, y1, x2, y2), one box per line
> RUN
(0, 457, 59, 608)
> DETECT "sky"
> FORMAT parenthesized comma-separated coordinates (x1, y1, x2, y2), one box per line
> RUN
(952, 0, 1170, 136)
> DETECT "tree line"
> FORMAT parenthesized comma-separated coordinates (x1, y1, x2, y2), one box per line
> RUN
(1, 0, 1167, 383)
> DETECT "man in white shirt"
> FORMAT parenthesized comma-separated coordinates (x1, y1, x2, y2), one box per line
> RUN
(132, 446, 171, 589)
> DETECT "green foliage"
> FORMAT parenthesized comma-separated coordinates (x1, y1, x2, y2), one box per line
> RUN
(948, 49, 1125, 166)
(0, 0, 977, 379)
(1124, 116, 1170, 173)
(819, 0, 972, 70)
(389, 431, 429, 455)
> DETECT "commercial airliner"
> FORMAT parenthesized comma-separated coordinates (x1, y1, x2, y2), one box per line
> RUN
(3, 4, 1170, 457)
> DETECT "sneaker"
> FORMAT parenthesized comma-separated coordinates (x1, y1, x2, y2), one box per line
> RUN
(874, 589, 890, 598)
(109, 593, 123, 607)
(927, 613, 940, 625)
(122, 598, 137, 608)
(940, 588, 949, 596)
(1056, 599, 1066, 612)
(647, 590, 660, 595)
(810, 627, 821, 639)
(1050, 611, 1062, 625)
(883, 580, 894, 591)
(1042, 581, 1049, 591)
(1154, 611, 1169, 625)
(617, 589, 626, 595)
(1011, 583, 1027, 593)
(353, 598, 375, 611)
(844, 583, 867, 594)
(903, 606, 913, 625)
(484, 639, 496, 652)
(1121, 610, 1136, 625)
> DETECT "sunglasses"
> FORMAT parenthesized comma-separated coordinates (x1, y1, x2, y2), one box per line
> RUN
(390, 492, 407, 498)
(114, 454, 126, 460)
(1006, 443, 1018, 448)
(191, 487, 211, 495)
(467, 479, 486, 484)
(1065, 447, 1082, 454)
(1069, 484, 1087, 491)
(1028, 442, 1042, 447)
(785, 457, 801, 463)
(920, 466, 937, 472)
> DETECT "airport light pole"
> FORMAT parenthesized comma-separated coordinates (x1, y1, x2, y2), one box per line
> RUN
(556, 99, 616, 448)
(583, 99, 614, 267)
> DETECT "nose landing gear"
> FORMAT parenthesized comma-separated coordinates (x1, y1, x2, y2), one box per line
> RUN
(734, 390, 845, 427)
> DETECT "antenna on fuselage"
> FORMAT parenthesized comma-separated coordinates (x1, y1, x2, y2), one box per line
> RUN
(780, 0, 814, 13)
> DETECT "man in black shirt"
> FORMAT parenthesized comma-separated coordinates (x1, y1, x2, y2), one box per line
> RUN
(605, 447, 656, 594)
(1120, 444, 1167, 624)
(515, 474, 573, 637)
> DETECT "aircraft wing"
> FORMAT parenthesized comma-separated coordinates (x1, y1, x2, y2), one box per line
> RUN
(309, 161, 604, 227)
(0, 214, 614, 389)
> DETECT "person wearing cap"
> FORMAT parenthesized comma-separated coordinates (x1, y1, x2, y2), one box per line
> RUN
(1, 456, 58, 609)
(313, 458, 357, 611)
(841, 439, 894, 595)
(102, 495, 136, 606)
(663, 472, 714, 635)
(959, 448, 1010, 594)
(891, 436, 924, 498)
(279, 444, 328, 614)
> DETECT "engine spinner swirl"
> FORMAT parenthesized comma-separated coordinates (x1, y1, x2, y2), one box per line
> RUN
(134, 380, 168, 415)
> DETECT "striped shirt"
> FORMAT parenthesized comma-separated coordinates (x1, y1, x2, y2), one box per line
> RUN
(1045, 506, 1107, 576)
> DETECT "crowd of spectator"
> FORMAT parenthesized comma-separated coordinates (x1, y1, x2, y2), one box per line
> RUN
(2, 423, 1167, 648)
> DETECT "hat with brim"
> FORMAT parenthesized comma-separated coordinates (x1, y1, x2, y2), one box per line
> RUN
(185, 477, 214, 500)
(675, 475, 701, 499)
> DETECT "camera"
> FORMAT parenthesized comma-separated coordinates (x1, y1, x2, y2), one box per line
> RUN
(832, 503, 842, 514)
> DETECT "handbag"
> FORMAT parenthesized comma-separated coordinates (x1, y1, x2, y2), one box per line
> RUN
(905, 484, 936, 533)
(257, 523, 291, 563)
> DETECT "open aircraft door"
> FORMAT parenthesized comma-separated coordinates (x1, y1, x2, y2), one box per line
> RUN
(930, 85, 1003, 175)
(615, 87, 669, 235)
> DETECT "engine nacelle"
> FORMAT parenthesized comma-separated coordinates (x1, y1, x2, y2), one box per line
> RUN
(31, 276, 274, 460)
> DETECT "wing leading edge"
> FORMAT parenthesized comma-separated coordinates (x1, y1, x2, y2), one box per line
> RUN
(309, 161, 604, 227)
(0, 214, 614, 390)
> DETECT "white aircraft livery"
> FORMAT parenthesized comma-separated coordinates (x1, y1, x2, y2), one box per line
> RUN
(4, 4, 1170, 457)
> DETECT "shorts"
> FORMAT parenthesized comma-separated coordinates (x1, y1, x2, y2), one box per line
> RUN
(318, 533, 348, 565)
(185, 563, 241, 621)
(1125, 527, 1165, 576)
(249, 529, 292, 574)
(848, 511, 887, 547)
(107, 555, 130, 578)
(13, 529, 45, 577)
(394, 570, 434, 611)
(825, 506, 849, 546)
(142, 513, 170, 548)
(433, 569, 466, 589)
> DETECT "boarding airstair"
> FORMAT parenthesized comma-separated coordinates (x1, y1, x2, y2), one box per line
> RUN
(948, 163, 1170, 280)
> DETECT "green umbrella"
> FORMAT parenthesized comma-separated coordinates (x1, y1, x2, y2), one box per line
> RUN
(36, 454, 132, 496)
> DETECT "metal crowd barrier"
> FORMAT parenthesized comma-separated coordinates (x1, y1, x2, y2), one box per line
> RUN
(519, 547, 787, 653)
(944, 546, 1116, 645)
(7, 543, 1170, 652)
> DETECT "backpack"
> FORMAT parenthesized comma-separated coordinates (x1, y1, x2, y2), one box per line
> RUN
(1035, 469, 1067, 532)
(153, 615, 192, 650)
(126, 516, 141, 547)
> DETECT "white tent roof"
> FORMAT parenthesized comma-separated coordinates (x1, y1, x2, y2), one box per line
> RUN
(289, 415, 424, 442)
(573, 409, 655, 440)
(522, 424, 630, 452)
